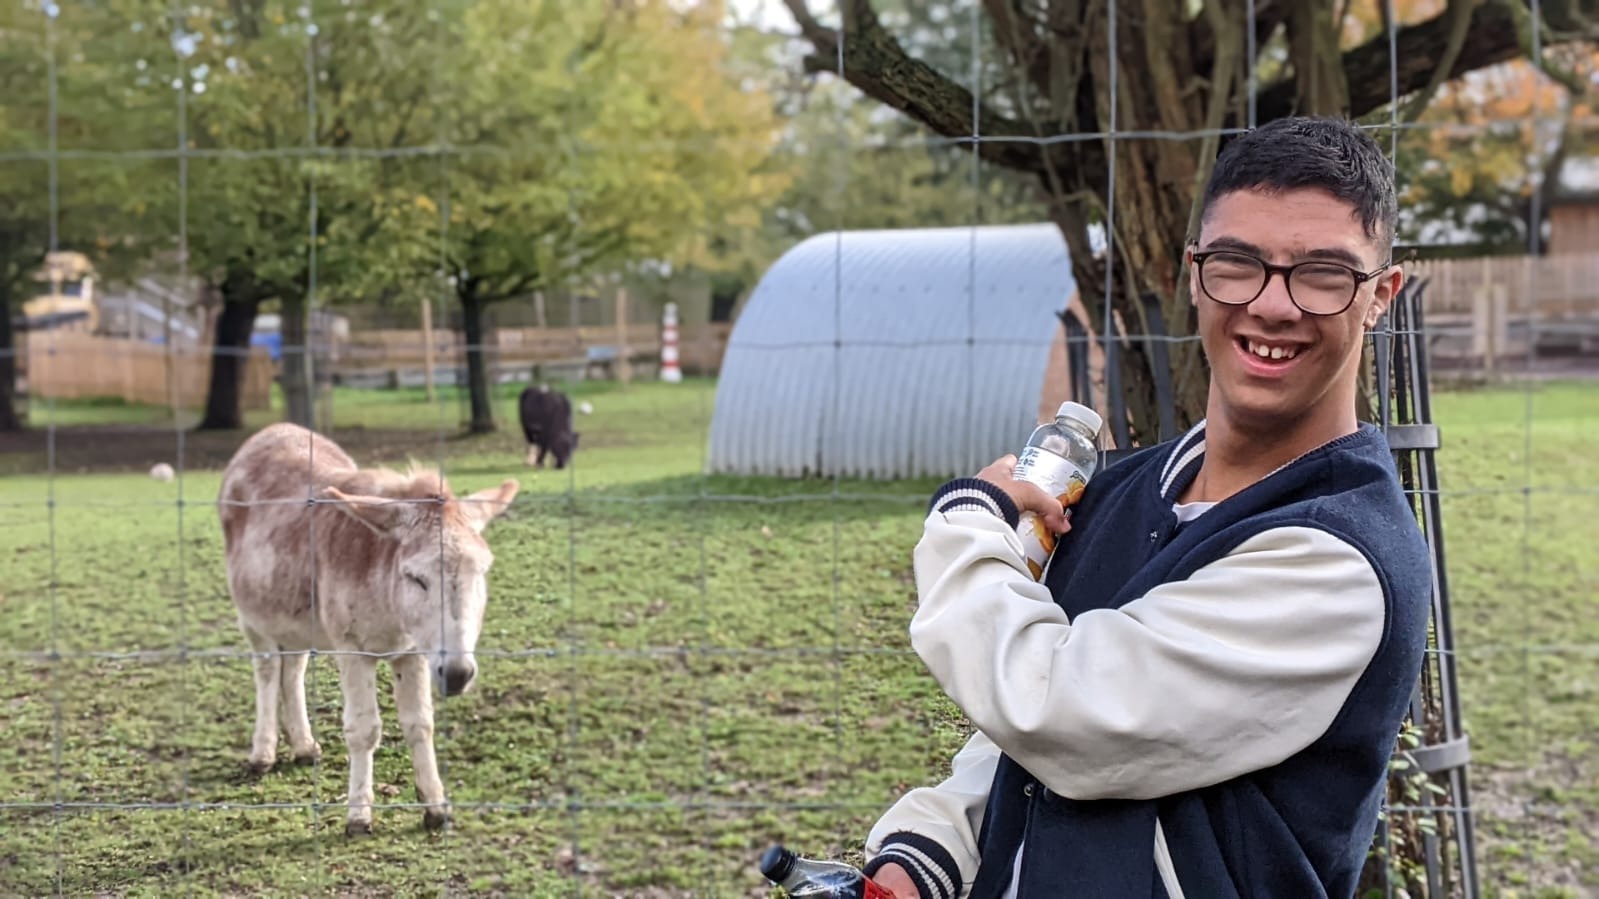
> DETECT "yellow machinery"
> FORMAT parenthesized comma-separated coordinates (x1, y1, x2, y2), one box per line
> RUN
(22, 250, 98, 332)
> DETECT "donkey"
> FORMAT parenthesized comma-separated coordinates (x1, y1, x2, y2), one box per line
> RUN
(218, 423, 518, 835)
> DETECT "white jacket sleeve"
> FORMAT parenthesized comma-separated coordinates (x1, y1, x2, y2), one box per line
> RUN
(910, 508, 1386, 801)
(864, 729, 999, 899)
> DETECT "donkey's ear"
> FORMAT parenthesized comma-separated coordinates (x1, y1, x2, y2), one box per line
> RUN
(321, 486, 414, 534)
(461, 478, 519, 533)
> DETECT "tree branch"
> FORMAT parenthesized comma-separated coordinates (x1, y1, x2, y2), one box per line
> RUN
(1188, 0, 1291, 87)
(1186, 0, 1243, 243)
(477, 272, 541, 305)
(1401, 0, 1479, 123)
(1257, 1, 1580, 121)
(1497, 0, 1591, 95)
(982, 0, 1052, 103)
(780, 0, 828, 40)
(783, 0, 1056, 173)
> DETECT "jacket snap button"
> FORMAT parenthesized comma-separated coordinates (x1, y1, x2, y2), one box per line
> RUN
(1023, 783, 1035, 797)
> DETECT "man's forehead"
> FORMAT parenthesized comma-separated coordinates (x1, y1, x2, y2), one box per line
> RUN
(1200, 188, 1379, 260)
(1204, 186, 1366, 224)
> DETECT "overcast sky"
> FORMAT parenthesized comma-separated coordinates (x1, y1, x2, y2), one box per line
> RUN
(726, 0, 801, 31)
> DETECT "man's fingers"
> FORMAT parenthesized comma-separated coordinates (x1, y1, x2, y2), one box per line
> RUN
(976, 454, 1018, 482)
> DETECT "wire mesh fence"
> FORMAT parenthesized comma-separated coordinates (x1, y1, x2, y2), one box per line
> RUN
(1, 0, 1596, 896)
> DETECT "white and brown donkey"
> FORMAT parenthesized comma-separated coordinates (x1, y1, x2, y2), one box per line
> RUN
(219, 423, 518, 835)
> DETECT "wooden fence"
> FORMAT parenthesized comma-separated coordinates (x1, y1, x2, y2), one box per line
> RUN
(332, 321, 734, 384)
(23, 332, 274, 411)
(1406, 253, 1599, 368)
(1407, 254, 1599, 319)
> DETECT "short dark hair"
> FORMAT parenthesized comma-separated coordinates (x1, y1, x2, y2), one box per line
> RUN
(1200, 116, 1397, 248)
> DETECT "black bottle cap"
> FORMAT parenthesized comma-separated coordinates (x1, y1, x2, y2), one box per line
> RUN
(759, 844, 796, 882)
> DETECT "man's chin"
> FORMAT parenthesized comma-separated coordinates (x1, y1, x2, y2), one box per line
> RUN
(1213, 386, 1303, 435)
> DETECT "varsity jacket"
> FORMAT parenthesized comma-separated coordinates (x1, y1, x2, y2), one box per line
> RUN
(862, 422, 1432, 899)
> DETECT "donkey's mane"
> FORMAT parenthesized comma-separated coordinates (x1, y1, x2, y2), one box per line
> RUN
(344, 460, 452, 501)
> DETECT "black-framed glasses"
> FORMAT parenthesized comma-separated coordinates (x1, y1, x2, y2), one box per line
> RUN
(1190, 247, 1390, 316)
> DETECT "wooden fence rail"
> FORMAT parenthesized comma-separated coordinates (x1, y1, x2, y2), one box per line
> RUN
(23, 333, 275, 410)
(332, 321, 734, 383)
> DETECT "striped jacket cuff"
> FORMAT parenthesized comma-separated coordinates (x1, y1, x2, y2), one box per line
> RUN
(863, 833, 962, 899)
(929, 478, 1020, 530)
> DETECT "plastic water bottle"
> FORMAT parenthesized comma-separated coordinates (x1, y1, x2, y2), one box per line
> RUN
(1012, 401, 1104, 580)
(759, 845, 897, 898)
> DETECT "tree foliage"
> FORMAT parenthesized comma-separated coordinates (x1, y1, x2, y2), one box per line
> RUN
(0, 1, 171, 430)
(401, 0, 793, 432)
(697, 11, 1047, 314)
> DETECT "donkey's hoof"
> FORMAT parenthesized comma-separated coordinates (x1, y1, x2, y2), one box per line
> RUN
(291, 742, 323, 765)
(422, 809, 450, 832)
(345, 819, 373, 838)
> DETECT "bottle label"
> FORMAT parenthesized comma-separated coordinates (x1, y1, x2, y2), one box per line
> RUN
(1012, 448, 1090, 580)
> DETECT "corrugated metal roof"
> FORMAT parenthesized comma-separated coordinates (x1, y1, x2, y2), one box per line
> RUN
(707, 223, 1077, 480)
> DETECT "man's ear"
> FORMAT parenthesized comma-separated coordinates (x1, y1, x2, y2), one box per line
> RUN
(1185, 245, 1201, 307)
(1364, 265, 1405, 329)
(461, 479, 520, 533)
(321, 486, 415, 534)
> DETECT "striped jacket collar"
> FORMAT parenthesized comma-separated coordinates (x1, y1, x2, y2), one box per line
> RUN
(1157, 419, 1207, 503)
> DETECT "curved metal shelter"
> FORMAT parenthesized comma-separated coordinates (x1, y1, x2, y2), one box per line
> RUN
(707, 223, 1078, 479)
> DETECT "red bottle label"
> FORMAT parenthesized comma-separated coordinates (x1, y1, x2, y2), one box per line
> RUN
(862, 879, 898, 899)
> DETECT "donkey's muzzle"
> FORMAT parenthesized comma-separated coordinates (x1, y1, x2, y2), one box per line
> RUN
(437, 661, 477, 697)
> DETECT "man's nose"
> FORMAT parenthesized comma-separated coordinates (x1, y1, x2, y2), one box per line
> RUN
(1250, 270, 1302, 320)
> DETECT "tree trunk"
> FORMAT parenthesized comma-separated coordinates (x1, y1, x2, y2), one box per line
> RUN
(1286, 2, 1352, 115)
(459, 283, 495, 434)
(196, 273, 263, 431)
(280, 292, 315, 429)
(709, 273, 744, 323)
(1035, 1, 1216, 445)
(0, 289, 21, 432)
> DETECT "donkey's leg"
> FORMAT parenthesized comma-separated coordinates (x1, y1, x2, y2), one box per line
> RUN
(278, 650, 321, 764)
(336, 651, 382, 836)
(391, 652, 449, 831)
(244, 628, 282, 775)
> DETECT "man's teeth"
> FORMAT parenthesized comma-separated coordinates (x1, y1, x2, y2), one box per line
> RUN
(1247, 341, 1299, 360)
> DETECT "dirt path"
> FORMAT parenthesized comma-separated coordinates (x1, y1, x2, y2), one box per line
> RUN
(0, 425, 459, 476)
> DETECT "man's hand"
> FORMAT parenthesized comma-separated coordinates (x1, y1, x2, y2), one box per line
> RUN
(975, 454, 1071, 536)
(869, 862, 921, 898)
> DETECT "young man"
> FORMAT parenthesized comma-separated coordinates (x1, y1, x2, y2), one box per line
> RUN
(862, 116, 1432, 899)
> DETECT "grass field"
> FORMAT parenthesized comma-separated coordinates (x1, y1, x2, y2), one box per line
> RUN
(0, 378, 1594, 897)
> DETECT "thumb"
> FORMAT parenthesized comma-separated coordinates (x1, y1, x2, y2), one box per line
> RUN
(1041, 506, 1072, 535)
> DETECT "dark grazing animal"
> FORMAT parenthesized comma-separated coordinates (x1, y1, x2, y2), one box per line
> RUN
(518, 384, 580, 469)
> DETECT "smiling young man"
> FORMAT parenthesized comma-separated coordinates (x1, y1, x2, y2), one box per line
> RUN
(861, 116, 1433, 899)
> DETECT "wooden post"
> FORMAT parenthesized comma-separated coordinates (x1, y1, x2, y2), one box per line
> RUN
(1470, 284, 1490, 371)
(614, 286, 632, 385)
(162, 292, 177, 419)
(534, 290, 548, 329)
(421, 294, 436, 402)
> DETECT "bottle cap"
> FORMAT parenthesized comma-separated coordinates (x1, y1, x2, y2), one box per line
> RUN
(1056, 401, 1103, 437)
(759, 844, 796, 882)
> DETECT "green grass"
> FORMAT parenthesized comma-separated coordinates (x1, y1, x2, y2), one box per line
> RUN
(0, 379, 1594, 896)
(1426, 383, 1599, 898)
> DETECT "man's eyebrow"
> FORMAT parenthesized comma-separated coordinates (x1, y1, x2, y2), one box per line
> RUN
(1197, 236, 1266, 256)
(1198, 236, 1367, 269)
